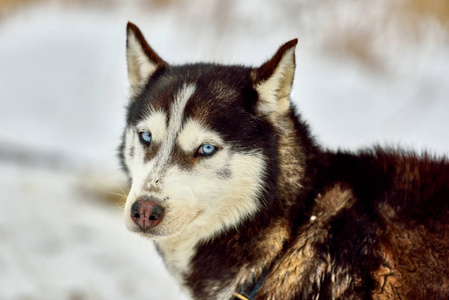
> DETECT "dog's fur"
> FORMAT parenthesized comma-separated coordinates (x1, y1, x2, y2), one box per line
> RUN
(119, 22, 449, 300)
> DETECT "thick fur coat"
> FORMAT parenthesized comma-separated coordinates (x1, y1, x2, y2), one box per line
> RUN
(119, 22, 449, 300)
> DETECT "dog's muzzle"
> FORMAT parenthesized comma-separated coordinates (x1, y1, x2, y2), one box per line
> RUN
(130, 197, 165, 231)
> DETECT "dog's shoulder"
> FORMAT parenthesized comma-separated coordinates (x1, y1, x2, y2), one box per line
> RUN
(257, 148, 449, 299)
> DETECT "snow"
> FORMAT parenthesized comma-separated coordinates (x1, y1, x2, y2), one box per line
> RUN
(0, 0, 448, 299)
(0, 162, 184, 300)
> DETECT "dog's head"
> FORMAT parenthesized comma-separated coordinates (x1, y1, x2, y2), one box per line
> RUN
(120, 22, 297, 240)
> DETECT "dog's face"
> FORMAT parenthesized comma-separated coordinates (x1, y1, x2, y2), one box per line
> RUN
(120, 23, 297, 240)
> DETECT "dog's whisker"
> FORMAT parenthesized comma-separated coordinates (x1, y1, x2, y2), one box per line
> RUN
(115, 184, 129, 197)
(102, 190, 127, 197)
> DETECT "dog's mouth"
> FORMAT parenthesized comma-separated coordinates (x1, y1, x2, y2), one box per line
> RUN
(130, 220, 168, 237)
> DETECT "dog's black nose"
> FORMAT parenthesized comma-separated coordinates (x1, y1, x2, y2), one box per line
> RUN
(131, 198, 164, 231)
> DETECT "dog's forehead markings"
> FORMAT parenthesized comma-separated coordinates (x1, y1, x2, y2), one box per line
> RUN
(169, 83, 197, 134)
(149, 83, 197, 167)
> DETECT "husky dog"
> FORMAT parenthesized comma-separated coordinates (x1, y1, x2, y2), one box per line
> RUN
(119, 22, 449, 300)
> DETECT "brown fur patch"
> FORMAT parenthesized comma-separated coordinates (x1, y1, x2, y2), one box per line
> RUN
(234, 218, 292, 288)
(169, 144, 195, 170)
(374, 204, 449, 299)
(276, 116, 306, 208)
(314, 183, 356, 217)
(144, 181, 162, 194)
(257, 184, 356, 299)
(143, 141, 161, 162)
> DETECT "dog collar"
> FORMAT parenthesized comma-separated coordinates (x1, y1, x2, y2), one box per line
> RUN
(230, 269, 268, 300)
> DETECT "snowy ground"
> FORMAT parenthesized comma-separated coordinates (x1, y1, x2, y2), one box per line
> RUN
(0, 0, 448, 299)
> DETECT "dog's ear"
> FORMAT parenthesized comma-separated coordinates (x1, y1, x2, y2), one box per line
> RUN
(126, 22, 167, 96)
(251, 39, 298, 117)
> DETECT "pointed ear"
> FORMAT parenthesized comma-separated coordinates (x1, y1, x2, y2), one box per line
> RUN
(126, 22, 167, 96)
(251, 39, 298, 117)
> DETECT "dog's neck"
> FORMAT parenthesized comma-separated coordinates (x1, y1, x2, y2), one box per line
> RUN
(275, 112, 310, 208)
(155, 227, 204, 293)
(156, 110, 319, 299)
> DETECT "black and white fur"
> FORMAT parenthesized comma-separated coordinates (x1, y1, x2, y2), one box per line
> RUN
(119, 22, 449, 300)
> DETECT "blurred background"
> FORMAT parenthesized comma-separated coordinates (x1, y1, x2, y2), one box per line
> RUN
(0, 0, 448, 299)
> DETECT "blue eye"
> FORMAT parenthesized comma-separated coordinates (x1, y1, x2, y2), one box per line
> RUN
(198, 144, 217, 156)
(139, 131, 152, 145)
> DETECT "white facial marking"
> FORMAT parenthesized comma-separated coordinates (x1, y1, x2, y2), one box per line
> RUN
(123, 83, 267, 286)
(124, 83, 197, 231)
(136, 110, 167, 143)
(158, 149, 265, 281)
(178, 118, 223, 153)
(124, 127, 136, 174)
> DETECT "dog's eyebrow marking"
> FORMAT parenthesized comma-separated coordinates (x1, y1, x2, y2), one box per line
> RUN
(178, 118, 223, 153)
(137, 110, 167, 144)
